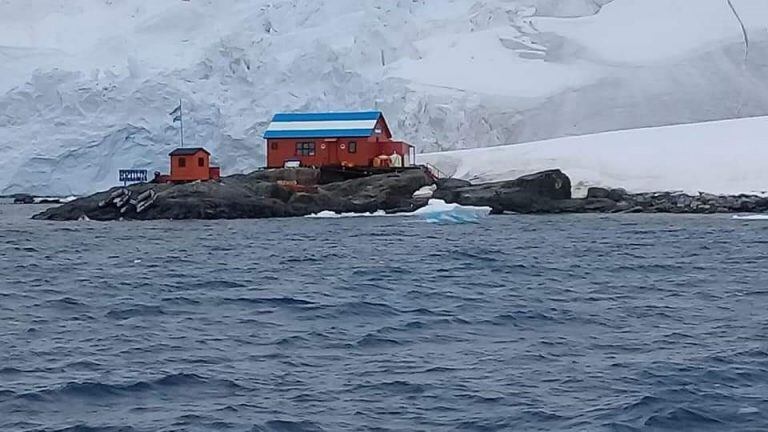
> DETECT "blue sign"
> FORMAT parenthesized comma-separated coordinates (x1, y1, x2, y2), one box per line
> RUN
(119, 169, 148, 183)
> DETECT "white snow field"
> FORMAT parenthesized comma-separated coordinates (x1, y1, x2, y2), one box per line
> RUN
(1, 0, 767, 195)
(421, 116, 768, 197)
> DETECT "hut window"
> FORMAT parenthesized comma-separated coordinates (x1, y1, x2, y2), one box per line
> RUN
(348, 141, 357, 153)
(178, 157, 186, 168)
(198, 157, 205, 167)
(296, 142, 315, 156)
(271, 141, 278, 150)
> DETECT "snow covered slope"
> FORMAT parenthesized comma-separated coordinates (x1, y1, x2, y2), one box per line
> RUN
(1, 0, 767, 195)
(421, 116, 768, 196)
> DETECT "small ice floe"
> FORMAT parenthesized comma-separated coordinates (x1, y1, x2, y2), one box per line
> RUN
(411, 199, 491, 224)
(733, 215, 768, 221)
(33, 195, 78, 204)
(305, 210, 387, 218)
(133, 259, 142, 264)
(738, 407, 759, 414)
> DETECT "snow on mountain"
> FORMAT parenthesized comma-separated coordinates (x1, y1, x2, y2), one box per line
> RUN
(421, 116, 768, 197)
(0, 0, 767, 195)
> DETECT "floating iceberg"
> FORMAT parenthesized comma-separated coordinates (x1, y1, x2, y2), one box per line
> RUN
(411, 199, 492, 224)
(305, 199, 491, 223)
(733, 215, 768, 221)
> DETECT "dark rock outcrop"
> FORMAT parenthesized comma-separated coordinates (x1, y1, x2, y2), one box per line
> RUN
(33, 168, 433, 221)
(433, 169, 572, 213)
(586, 187, 610, 199)
(553, 198, 617, 213)
(13, 194, 35, 204)
(602, 191, 768, 214)
(305, 171, 433, 214)
(433, 169, 768, 215)
(607, 188, 628, 202)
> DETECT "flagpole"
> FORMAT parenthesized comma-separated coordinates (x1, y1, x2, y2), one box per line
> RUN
(179, 99, 184, 147)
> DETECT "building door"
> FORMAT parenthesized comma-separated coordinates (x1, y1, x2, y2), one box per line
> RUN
(318, 141, 329, 166)
(325, 141, 339, 166)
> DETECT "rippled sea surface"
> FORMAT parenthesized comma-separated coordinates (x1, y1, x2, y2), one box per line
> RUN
(2, 204, 768, 432)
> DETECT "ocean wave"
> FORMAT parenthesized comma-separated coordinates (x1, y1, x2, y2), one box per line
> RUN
(455, 391, 506, 403)
(188, 280, 248, 289)
(420, 366, 463, 373)
(274, 335, 311, 346)
(61, 360, 103, 370)
(614, 394, 667, 416)
(43, 425, 137, 432)
(45, 297, 88, 308)
(171, 413, 237, 430)
(220, 296, 315, 307)
(599, 422, 642, 432)
(452, 250, 502, 262)
(318, 301, 402, 318)
(484, 310, 558, 326)
(104, 304, 165, 320)
(160, 295, 202, 305)
(354, 334, 404, 348)
(0, 366, 25, 374)
(0, 389, 16, 402)
(352, 380, 427, 395)
(644, 407, 724, 428)
(255, 420, 325, 432)
(15, 373, 244, 402)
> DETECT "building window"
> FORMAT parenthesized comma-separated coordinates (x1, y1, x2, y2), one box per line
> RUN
(348, 141, 357, 153)
(296, 142, 315, 156)
(271, 141, 278, 150)
(198, 157, 205, 167)
(178, 157, 186, 168)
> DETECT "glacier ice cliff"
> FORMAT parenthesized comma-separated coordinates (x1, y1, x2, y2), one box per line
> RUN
(1, 0, 767, 195)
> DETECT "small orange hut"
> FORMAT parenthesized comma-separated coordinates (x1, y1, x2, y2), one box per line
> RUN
(168, 147, 220, 182)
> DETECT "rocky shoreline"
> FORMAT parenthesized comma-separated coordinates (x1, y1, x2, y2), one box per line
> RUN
(32, 168, 768, 221)
(32, 168, 434, 221)
(436, 177, 768, 215)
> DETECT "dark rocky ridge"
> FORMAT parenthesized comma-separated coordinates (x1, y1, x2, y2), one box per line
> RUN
(433, 170, 572, 214)
(13, 194, 35, 204)
(32, 168, 768, 221)
(435, 180, 768, 214)
(33, 168, 434, 221)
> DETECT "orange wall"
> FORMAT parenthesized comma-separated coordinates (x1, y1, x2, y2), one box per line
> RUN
(170, 152, 210, 181)
(266, 137, 412, 168)
(266, 117, 402, 168)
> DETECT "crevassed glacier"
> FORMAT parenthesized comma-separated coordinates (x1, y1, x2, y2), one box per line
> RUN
(1, 0, 767, 195)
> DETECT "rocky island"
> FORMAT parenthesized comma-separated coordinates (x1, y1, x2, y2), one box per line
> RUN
(32, 168, 768, 221)
(33, 168, 435, 221)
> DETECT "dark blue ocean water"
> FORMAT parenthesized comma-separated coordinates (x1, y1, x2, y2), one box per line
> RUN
(2, 204, 768, 432)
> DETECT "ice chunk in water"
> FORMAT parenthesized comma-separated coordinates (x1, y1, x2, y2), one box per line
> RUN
(733, 215, 768, 220)
(412, 199, 492, 224)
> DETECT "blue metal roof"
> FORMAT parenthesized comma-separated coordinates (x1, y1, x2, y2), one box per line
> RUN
(264, 111, 384, 139)
(264, 129, 376, 139)
(270, 111, 382, 123)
